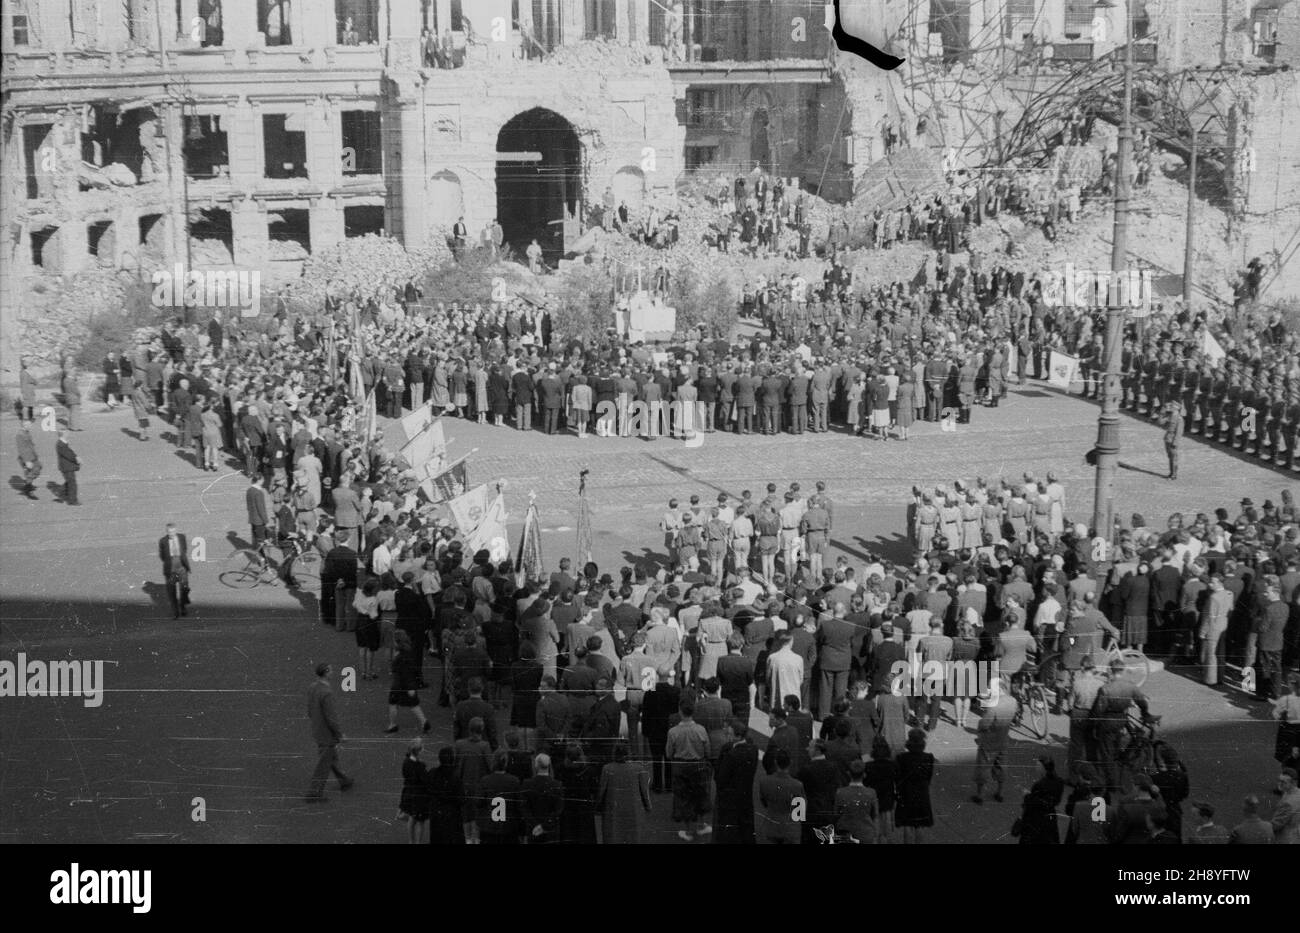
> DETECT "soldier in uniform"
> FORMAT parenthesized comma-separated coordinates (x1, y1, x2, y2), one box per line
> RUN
(1267, 387, 1288, 464)
(1209, 364, 1230, 443)
(660, 499, 684, 570)
(1223, 370, 1244, 448)
(1192, 363, 1215, 436)
(1164, 400, 1184, 480)
(915, 494, 940, 554)
(800, 495, 831, 582)
(1141, 349, 1161, 416)
(1286, 391, 1300, 471)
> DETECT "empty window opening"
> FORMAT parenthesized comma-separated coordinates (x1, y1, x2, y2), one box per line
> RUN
(23, 123, 53, 200)
(88, 220, 116, 261)
(337, 0, 380, 44)
(263, 114, 308, 179)
(184, 114, 230, 179)
(31, 226, 57, 269)
(258, 0, 292, 45)
(341, 111, 382, 176)
(268, 208, 311, 258)
(188, 207, 234, 265)
(344, 205, 385, 237)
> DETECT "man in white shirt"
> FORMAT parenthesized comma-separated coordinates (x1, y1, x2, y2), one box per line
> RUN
(734, 566, 764, 604)
(767, 631, 804, 707)
(371, 535, 395, 577)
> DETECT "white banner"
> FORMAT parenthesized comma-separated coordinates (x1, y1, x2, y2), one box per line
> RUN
(400, 418, 446, 472)
(448, 484, 490, 540)
(469, 492, 510, 557)
(400, 406, 434, 443)
(1048, 351, 1080, 390)
(1201, 331, 1226, 362)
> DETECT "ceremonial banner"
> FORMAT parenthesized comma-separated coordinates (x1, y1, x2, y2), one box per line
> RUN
(517, 499, 544, 582)
(1048, 351, 1080, 390)
(448, 484, 490, 540)
(420, 456, 469, 503)
(400, 417, 445, 470)
(472, 492, 510, 559)
(1201, 331, 1226, 362)
(400, 405, 434, 443)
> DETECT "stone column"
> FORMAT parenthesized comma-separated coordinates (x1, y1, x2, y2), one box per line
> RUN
(386, 97, 427, 250)
(310, 195, 344, 254)
(231, 197, 266, 269)
(305, 98, 336, 187)
(160, 102, 188, 267)
(228, 99, 261, 193)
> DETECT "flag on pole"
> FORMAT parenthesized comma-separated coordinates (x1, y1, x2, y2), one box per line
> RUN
(400, 406, 436, 444)
(400, 417, 446, 469)
(326, 320, 338, 386)
(448, 483, 490, 540)
(576, 470, 593, 567)
(518, 493, 544, 583)
(360, 389, 377, 443)
(419, 455, 470, 503)
(448, 484, 509, 557)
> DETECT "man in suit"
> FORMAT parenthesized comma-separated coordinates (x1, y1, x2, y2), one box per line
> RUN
(305, 662, 353, 802)
(54, 429, 81, 505)
(158, 522, 192, 619)
(538, 365, 564, 435)
(713, 717, 758, 844)
(511, 366, 535, 431)
(581, 677, 623, 766)
(454, 676, 499, 749)
(760, 369, 783, 435)
(396, 571, 432, 682)
(816, 602, 856, 720)
(330, 474, 362, 552)
(15, 418, 40, 500)
(757, 748, 804, 843)
(476, 752, 522, 844)
(734, 367, 756, 434)
(246, 473, 272, 559)
(520, 752, 565, 843)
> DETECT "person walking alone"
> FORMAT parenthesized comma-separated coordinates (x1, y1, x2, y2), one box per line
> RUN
(305, 662, 353, 802)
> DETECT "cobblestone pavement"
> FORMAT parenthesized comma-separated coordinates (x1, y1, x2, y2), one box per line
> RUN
(0, 384, 1291, 843)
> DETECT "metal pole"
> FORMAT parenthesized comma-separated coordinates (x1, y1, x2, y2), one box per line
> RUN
(1091, 0, 1135, 540)
(1183, 124, 1197, 305)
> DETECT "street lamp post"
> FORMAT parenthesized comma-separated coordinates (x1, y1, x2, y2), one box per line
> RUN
(1091, 0, 1135, 540)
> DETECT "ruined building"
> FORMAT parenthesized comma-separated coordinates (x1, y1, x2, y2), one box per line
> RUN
(0, 0, 866, 383)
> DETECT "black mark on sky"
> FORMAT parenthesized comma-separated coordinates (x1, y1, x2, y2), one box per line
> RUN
(831, 0, 905, 71)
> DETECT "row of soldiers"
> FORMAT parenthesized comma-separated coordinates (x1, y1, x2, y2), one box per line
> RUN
(1111, 340, 1300, 470)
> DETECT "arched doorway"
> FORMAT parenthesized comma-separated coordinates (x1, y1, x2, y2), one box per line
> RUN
(496, 107, 582, 262)
(611, 165, 646, 213)
(750, 109, 771, 174)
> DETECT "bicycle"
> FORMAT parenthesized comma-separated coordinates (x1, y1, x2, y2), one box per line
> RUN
(1118, 709, 1162, 786)
(1098, 637, 1150, 689)
(1008, 666, 1049, 739)
(220, 534, 320, 591)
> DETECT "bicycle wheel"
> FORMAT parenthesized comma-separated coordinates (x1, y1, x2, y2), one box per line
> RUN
(221, 549, 265, 589)
(1119, 649, 1150, 688)
(1025, 684, 1049, 739)
(289, 549, 321, 592)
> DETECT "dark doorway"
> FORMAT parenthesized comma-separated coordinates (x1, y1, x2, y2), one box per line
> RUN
(344, 205, 385, 237)
(495, 107, 581, 262)
(750, 108, 770, 174)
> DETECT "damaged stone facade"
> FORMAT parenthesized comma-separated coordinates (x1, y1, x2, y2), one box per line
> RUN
(0, 0, 882, 384)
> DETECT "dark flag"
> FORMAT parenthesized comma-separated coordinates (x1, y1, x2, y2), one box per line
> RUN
(517, 493, 544, 584)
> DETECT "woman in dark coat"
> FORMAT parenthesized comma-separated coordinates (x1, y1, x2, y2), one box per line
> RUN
(509, 641, 544, 748)
(895, 376, 915, 440)
(1014, 756, 1066, 844)
(426, 746, 464, 844)
(1117, 561, 1153, 652)
(399, 739, 431, 843)
(487, 366, 511, 425)
(385, 629, 430, 734)
(596, 742, 652, 844)
(862, 736, 898, 842)
(556, 742, 599, 845)
(894, 728, 936, 844)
